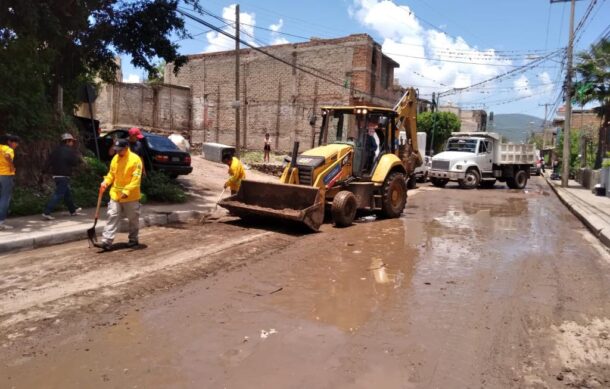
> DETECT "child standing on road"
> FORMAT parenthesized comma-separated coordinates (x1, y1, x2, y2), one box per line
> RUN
(222, 153, 246, 195)
(263, 133, 272, 163)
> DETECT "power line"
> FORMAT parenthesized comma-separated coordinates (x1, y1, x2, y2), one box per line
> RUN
(439, 49, 565, 97)
(176, 8, 378, 100)
(384, 52, 520, 67)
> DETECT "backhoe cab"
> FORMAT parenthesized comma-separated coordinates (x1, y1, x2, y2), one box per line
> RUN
(219, 88, 421, 231)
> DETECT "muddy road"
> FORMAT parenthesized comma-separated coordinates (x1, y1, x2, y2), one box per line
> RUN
(1, 177, 609, 388)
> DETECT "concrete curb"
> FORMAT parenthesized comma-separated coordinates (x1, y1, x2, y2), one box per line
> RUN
(0, 209, 210, 254)
(545, 176, 610, 248)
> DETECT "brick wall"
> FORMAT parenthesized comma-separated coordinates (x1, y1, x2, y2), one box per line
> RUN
(78, 82, 192, 136)
(165, 34, 401, 151)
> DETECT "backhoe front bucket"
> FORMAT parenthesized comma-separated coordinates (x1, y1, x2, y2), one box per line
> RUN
(218, 180, 324, 231)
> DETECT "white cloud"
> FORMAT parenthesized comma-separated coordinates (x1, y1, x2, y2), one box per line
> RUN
(205, 4, 257, 53)
(269, 18, 290, 45)
(349, 0, 513, 102)
(536, 71, 554, 95)
(270, 19, 283, 32)
(124, 74, 141, 83)
(514, 75, 532, 97)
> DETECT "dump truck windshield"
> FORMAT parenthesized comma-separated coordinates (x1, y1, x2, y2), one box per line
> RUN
(447, 138, 478, 153)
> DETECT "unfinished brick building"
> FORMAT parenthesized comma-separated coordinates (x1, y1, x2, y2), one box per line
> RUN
(165, 34, 403, 151)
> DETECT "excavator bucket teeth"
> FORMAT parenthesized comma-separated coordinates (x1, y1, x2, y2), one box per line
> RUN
(218, 180, 325, 231)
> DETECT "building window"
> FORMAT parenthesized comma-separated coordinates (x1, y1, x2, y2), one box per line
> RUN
(381, 62, 392, 90)
(370, 50, 377, 96)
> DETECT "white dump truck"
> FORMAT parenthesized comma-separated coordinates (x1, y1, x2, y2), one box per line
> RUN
(428, 132, 536, 189)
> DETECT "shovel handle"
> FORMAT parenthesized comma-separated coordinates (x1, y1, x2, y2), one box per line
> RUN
(216, 188, 227, 204)
(94, 187, 104, 219)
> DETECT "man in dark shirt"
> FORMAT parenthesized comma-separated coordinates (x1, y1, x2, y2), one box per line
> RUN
(364, 120, 379, 173)
(128, 127, 146, 176)
(42, 133, 82, 220)
(128, 127, 145, 159)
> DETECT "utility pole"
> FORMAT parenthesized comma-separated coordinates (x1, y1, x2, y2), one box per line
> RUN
(430, 92, 438, 156)
(551, 0, 580, 187)
(538, 103, 552, 127)
(234, 4, 241, 154)
(539, 102, 552, 149)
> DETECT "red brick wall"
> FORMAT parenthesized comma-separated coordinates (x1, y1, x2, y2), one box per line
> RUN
(165, 34, 400, 151)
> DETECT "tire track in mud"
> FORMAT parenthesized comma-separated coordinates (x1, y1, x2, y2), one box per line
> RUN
(0, 221, 296, 334)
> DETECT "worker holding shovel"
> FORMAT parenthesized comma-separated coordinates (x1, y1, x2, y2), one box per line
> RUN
(93, 139, 143, 251)
(222, 152, 245, 195)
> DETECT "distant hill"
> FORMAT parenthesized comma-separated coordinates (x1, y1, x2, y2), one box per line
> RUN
(488, 114, 544, 142)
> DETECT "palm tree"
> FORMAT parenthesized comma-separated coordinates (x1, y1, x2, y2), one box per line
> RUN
(574, 38, 610, 168)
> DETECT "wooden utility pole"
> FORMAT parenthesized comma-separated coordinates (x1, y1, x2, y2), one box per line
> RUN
(311, 81, 319, 148)
(234, 4, 241, 154)
(562, 0, 576, 187)
(551, 0, 580, 187)
(275, 82, 282, 151)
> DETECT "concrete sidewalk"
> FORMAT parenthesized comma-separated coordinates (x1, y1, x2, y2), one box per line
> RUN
(0, 201, 211, 253)
(545, 173, 610, 248)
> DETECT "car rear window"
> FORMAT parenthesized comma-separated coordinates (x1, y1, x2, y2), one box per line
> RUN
(146, 135, 180, 151)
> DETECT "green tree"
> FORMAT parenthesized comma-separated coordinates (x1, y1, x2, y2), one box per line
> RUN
(147, 60, 167, 84)
(0, 0, 199, 139)
(527, 131, 544, 150)
(574, 38, 610, 169)
(417, 111, 461, 154)
(555, 130, 581, 174)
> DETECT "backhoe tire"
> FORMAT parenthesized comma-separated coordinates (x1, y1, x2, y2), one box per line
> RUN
(407, 174, 417, 189)
(331, 191, 357, 227)
(381, 172, 407, 218)
(459, 168, 480, 189)
(431, 178, 449, 188)
(480, 179, 496, 189)
(507, 169, 528, 189)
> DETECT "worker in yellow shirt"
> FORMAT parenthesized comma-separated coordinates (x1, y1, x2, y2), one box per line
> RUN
(222, 153, 245, 195)
(95, 139, 143, 251)
(0, 134, 20, 230)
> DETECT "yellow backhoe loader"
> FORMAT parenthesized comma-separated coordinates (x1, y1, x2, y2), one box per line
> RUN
(219, 87, 422, 231)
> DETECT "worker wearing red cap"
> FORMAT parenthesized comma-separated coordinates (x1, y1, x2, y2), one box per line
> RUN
(128, 127, 145, 159)
(128, 127, 146, 176)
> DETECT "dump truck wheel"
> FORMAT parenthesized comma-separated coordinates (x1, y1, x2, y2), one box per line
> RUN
(381, 172, 407, 218)
(512, 169, 528, 189)
(459, 168, 480, 189)
(431, 178, 448, 188)
(331, 191, 357, 227)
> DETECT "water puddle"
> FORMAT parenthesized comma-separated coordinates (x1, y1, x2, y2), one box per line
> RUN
(270, 219, 418, 332)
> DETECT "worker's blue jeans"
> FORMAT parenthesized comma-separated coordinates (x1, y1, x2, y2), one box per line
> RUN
(0, 175, 14, 222)
(44, 177, 77, 215)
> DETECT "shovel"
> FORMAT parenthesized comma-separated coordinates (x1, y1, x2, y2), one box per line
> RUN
(87, 187, 105, 246)
(214, 188, 226, 212)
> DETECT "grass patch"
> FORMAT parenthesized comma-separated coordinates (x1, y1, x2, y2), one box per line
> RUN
(240, 150, 285, 164)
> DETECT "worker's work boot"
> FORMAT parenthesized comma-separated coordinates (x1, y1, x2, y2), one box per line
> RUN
(127, 239, 139, 248)
(93, 241, 112, 251)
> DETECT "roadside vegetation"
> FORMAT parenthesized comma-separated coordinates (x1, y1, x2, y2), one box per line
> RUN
(9, 156, 186, 217)
(416, 111, 461, 153)
(573, 38, 610, 169)
(240, 150, 285, 165)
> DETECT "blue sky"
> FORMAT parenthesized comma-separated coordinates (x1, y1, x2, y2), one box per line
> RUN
(121, 0, 610, 121)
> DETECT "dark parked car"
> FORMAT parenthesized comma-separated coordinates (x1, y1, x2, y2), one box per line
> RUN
(89, 129, 193, 177)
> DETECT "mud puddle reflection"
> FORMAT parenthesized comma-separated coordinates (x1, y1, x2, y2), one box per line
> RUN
(269, 218, 418, 332)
